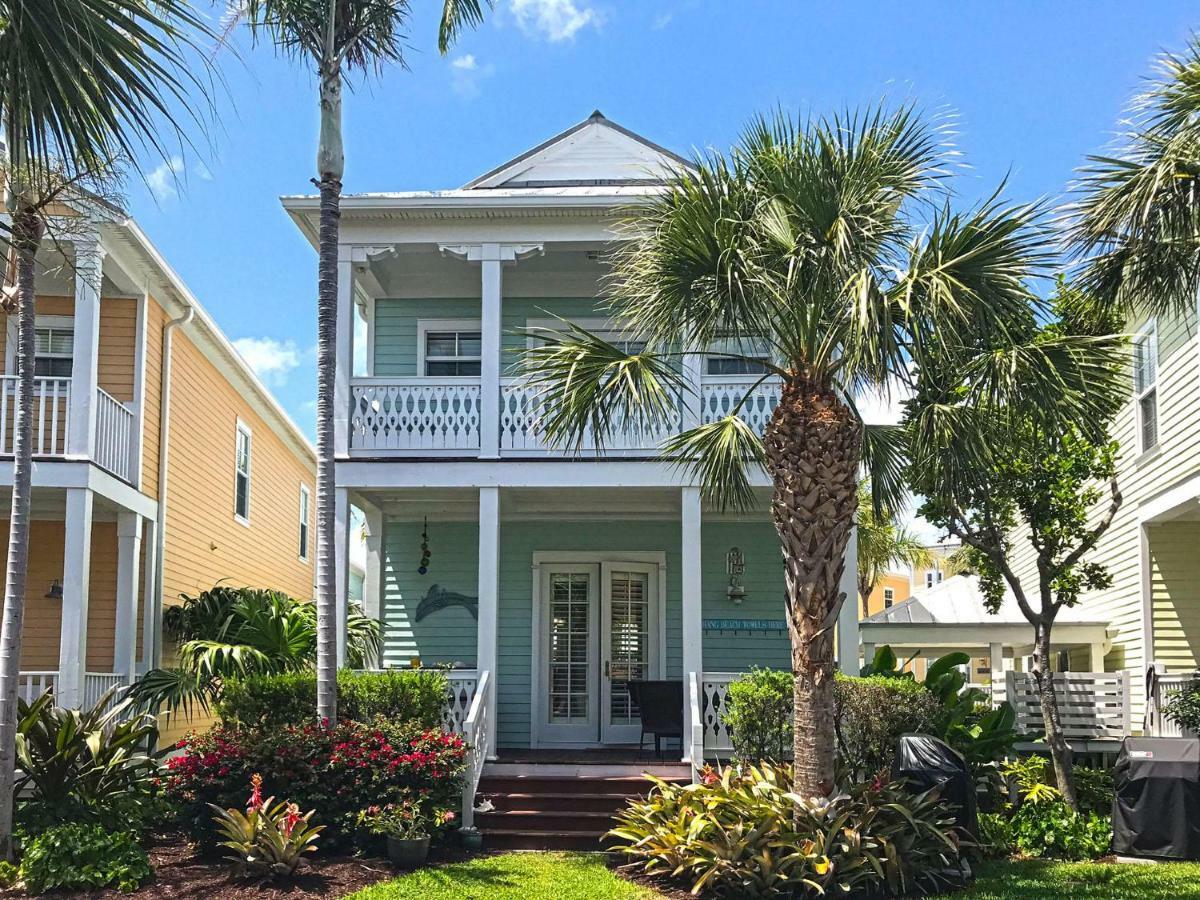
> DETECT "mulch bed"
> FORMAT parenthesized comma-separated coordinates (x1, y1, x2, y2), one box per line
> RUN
(1, 833, 402, 899)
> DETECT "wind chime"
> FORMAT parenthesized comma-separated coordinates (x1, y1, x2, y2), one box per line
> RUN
(417, 517, 431, 575)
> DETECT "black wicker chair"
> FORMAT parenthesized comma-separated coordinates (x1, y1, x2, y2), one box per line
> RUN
(626, 680, 684, 759)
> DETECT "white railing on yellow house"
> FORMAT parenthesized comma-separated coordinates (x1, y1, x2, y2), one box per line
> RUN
(17, 671, 131, 709)
(460, 670, 492, 830)
(94, 387, 135, 483)
(0, 377, 70, 457)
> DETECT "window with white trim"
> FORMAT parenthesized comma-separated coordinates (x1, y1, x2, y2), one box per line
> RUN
(234, 423, 252, 522)
(883, 587, 895, 609)
(423, 327, 481, 377)
(34, 324, 73, 377)
(925, 570, 943, 590)
(298, 484, 311, 561)
(705, 336, 770, 376)
(1134, 322, 1158, 452)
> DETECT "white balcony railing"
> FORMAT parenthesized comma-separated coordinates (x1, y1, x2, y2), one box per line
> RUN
(0, 376, 70, 457)
(17, 671, 130, 709)
(94, 387, 135, 483)
(461, 670, 491, 830)
(700, 376, 782, 434)
(351, 378, 482, 452)
(1147, 669, 1197, 738)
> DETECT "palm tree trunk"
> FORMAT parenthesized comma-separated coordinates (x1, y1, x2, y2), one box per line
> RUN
(313, 16, 345, 724)
(0, 205, 43, 859)
(764, 376, 860, 800)
(1032, 618, 1078, 810)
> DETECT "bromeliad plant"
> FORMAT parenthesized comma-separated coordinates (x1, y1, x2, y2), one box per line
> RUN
(210, 774, 323, 880)
(356, 798, 455, 840)
(522, 106, 1120, 800)
(609, 762, 964, 898)
(128, 586, 381, 715)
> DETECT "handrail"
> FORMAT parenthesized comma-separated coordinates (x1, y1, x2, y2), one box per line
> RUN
(461, 670, 491, 830)
(94, 387, 135, 482)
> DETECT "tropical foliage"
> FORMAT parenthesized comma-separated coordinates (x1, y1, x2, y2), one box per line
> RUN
(723, 667, 793, 763)
(1163, 680, 1200, 736)
(609, 763, 965, 898)
(210, 775, 323, 880)
(855, 484, 933, 614)
(19, 823, 152, 894)
(522, 106, 1119, 798)
(128, 586, 381, 715)
(234, 0, 487, 723)
(833, 675, 944, 775)
(14, 689, 162, 834)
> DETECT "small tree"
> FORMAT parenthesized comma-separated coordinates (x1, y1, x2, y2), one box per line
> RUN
(913, 304, 1122, 810)
(855, 484, 933, 616)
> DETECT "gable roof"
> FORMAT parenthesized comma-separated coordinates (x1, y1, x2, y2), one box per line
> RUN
(862, 575, 1103, 626)
(462, 110, 693, 190)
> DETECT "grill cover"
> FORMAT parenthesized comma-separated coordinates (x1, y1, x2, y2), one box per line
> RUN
(892, 734, 978, 837)
(1112, 737, 1200, 859)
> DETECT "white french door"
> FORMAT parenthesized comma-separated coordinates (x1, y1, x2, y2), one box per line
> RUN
(536, 560, 660, 746)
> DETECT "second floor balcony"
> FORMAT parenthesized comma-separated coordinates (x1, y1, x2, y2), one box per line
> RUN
(0, 376, 137, 482)
(348, 373, 782, 458)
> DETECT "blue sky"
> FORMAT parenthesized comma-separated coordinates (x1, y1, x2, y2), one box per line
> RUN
(125, 1, 1199, 442)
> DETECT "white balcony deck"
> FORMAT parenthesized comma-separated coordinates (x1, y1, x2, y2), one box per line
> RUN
(349, 375, 781, 456)
(0, 377, 136, 483)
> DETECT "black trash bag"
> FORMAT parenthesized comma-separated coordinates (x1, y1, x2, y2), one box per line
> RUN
(1112, 737, 1200, 860)
(892, 733, 978, 839)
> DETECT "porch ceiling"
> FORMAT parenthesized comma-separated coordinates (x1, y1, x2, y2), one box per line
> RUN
(0, 487, 125, 521)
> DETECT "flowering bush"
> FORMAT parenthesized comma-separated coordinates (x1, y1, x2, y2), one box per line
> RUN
(163, 719, 467, 848)
(209, 775, 323, 879)
(356, 798, 455, 840)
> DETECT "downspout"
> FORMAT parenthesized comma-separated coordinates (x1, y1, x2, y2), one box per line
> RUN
(150, 304, 193, 668)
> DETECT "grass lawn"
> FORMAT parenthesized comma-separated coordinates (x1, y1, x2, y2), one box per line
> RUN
(958, 858, 1200, 899)
(344, 852, 665, 900)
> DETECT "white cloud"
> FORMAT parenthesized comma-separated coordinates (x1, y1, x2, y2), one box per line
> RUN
(194, 160, 214, 181)
(854, 378, 914, 426)
(146, 155, 184, 201)
(510, 0, 599, 42)
(232, 336, 302, 386)
(652, 12, 673, 29)
(450, 53, 495, 99)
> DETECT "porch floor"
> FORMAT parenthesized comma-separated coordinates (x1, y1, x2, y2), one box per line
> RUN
(496, 747, 687, 765)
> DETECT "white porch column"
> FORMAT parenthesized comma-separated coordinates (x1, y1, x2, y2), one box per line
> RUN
(334, 487, 351, 668)
(479, 244, 502, 460)
(362, 503, 384, 624)
(140, 517, 159, 672)
(68, 239, 104, 458)
(1088, 641, 1106, 672)
(334, 245, 354, 457)
(112, 512, 142, 678)
(989, 641, 1004, 686)
(477, 486, 500, 757)
(681, 487, 703, 759)
(836, 526, 859, 674)
(57, 488, 93, 708)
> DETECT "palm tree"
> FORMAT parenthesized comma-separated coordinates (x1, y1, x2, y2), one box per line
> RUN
(523, 108, 1119, 799)
(1069, 37, 1200, 321)
(236, 0, 487, 722)
(0, 0, 211, 858)
(127, 586, 381, 716)
(855, 485, 932, 616)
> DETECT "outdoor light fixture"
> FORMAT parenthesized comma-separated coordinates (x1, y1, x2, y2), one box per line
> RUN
(44, 580, 63, 600)
(726, 547, 746, 604)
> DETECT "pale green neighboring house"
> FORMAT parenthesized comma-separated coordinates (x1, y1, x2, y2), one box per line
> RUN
(282, 113, 860, 758)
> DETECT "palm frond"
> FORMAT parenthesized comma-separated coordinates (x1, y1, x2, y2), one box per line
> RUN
(661, 416, 765, 512)
(858, 423, 908, 517)
(124, 666, 219, 718)
(238, 0, 410, 72)
(437, 0, 488, 54)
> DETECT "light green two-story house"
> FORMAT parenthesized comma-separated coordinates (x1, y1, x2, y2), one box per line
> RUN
(282, 113, 859, 764)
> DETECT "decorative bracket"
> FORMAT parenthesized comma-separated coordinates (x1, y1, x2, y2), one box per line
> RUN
(438, 242, 545, 264)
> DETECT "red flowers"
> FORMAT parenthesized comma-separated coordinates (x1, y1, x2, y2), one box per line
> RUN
(248, 773, 264, 812)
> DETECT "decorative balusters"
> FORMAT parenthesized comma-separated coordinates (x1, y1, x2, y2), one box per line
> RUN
(351, 381, 482, 451)
(443, 672, 479, 734)
(700, 378, 781, 434)
(0, 377, 71, 458)
(94, 387, 135, 482)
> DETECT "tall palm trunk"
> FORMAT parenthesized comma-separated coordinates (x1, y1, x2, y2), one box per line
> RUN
(0, 204, 43, 859)
(313, 8, 344, 724)
(764, 377, 860, 800)
(1032, 616, 1077, 809)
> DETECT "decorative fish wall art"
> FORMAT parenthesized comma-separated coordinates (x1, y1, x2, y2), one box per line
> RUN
(415, 584, 479, 622)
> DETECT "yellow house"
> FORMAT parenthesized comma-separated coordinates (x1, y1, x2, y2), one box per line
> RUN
(861, 571, 911, 619)
(0, 200, 315, 713)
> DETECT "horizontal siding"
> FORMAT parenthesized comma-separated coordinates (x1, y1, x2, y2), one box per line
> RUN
(1149, 521, 1200, 672)
(140, 297, 166, 497)
(97, 298, 137, 402)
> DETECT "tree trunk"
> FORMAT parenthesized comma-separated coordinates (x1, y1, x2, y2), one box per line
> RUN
(1031, 618, 1078, 810)
(763, 376, 860, 801)
(0, 205, 42, 859)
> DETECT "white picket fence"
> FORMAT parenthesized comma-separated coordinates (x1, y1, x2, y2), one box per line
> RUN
(1147, 669, 1198, 738)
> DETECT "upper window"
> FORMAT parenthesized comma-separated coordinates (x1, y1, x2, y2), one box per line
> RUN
(298, 484, 311, 561)
(34, 325, 73, 378)
(883, 587, 895, 609)
(1134, 322, 1158, 453)
(234, 423, 252, 523)
(705, 336, 771, 376)
(424, 329, 481, 377)
(925, 570, 943, 590)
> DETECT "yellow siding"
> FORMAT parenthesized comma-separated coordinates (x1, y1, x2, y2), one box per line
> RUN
(140, 297, 166, 498)
(861, 572, 911, 619)
(159, 325, 314, 605)
(97, 297, 137, 402)
(1149, 521, 1200, 672)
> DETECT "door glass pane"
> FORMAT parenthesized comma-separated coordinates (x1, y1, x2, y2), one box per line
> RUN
(548, 573, 590, 724)
(608, 570, 649, 725)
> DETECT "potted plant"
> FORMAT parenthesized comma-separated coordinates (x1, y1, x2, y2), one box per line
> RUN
(357, 799, 455, 868)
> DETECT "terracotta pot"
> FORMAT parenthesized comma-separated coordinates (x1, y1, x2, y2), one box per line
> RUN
(386, 835, 431, 868)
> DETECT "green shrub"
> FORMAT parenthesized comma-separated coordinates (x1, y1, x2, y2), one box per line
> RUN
(834, 674, 944, 775)
(1074, 766, 1115, 816)
(724, 668, 792, 763)
(610, 763, 964, 898)
(977, 812, 1015, 859)
(1163, 680, 1200, 735)
(217, 668, 449, 731)
(1009, 786, 1111, 860)
(0, 860, 17, 887)
(14, 690, 163, 834)
(163, 719, 467, 848)
(20, 824, 151, 894)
